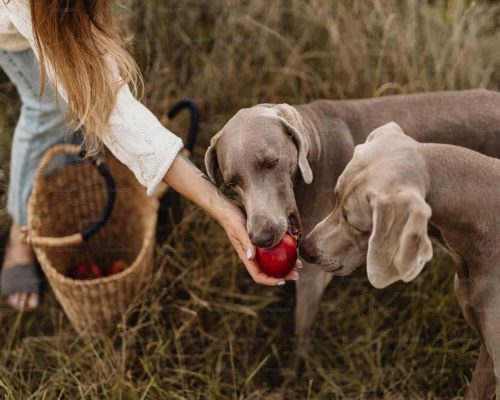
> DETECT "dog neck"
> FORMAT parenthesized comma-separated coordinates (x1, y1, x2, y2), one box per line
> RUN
(292, 105, 356, 232)
(295, 104, 356, 182)
(421, 143, 500, 268)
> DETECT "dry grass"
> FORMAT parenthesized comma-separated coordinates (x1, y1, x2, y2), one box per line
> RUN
(1, 0, 500, 398)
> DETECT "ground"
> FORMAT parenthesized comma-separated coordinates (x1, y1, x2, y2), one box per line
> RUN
(1, 0, 499, 398)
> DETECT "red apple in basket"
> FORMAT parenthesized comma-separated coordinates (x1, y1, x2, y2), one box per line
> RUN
(88, 263, 104, 279)
(70, 262, 103, 279)
(71, 263, 90, 280)
(255, 234, 298, 278)
(108, 260, 128, 276)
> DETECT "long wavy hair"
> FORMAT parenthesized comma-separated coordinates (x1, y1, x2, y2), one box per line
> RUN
(27, 0, 141, 150)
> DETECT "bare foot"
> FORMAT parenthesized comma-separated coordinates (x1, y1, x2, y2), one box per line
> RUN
(2, 223, 39, 310)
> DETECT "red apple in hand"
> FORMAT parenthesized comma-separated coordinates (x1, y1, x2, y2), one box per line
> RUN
(256, 234, 298, 278)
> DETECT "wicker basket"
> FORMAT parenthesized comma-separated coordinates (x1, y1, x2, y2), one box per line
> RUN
(22, 144, 158, 334)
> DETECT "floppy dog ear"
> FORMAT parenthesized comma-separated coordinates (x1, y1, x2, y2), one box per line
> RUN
(204, 130, 224, 184)
(367, 189, 433, 289)
(274, 104, 313, 184)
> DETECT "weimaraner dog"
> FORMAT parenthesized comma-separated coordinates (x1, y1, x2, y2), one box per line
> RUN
(204, 89, 500, 349)
(299, 122, 500, 399)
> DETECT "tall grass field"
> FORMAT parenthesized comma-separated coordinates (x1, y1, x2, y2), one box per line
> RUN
(1, 0, 500, 398)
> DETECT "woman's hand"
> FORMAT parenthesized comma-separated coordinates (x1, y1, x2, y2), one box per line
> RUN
(164, 153, 301, 286)
(218, 201, 300, 286)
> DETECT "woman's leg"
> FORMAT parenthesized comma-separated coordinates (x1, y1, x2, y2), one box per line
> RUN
(0, 48, 79, 310)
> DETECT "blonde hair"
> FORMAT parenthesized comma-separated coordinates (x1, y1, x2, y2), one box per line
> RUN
(28, 0, 141, 151)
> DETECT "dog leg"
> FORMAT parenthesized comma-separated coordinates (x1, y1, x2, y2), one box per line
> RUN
(461, 274, 500, 400)
(283, 261, 332, 382)
(464, 345, 495, 400)
(478, 325, 500, 399)
(454, 272, 496, 399)
(294, 261, 333, 352)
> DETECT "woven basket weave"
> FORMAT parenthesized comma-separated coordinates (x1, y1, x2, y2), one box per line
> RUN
(23, 144, 158, 334)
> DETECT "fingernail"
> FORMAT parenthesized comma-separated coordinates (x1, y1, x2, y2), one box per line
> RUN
(276, 281, 286, 286)
(297, 262, 303, 269)
(292, 273, 300, 280)
(246, 248, 253, 260)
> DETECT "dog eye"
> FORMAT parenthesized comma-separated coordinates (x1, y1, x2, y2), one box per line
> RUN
(265, 159, 279, 169)
(342, 209, 356, 229)
(343, 209, 368, 235)
(225, 180, 236, 189)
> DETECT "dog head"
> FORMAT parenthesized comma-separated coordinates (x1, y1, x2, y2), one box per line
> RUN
(204, 104, 312, 248)
(300, 122, 433, 288)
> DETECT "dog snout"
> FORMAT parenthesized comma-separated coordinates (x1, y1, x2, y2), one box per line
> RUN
(249, 221, 278, 248)
(299, 239, 319, 264)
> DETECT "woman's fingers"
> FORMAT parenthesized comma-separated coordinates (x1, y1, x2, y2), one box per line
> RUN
(235, 224, 300, 285)
(233, 241, 282, 286)
(237, 242, 300, 285)
(222, 204, 300, 286)
(240, 230, 256, 261)
(284, 270, 300, 281)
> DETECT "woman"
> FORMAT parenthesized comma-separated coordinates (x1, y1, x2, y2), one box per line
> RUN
(0, 0, 300, 310)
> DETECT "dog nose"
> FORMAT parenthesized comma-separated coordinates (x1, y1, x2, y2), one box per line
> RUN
(249, 225, 276, 248)
(299, 240, 319, 264)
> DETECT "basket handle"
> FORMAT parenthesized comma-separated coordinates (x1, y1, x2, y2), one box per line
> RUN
(22, 145, 116, 247)
(154, 99, 201, 198)
(167, 99, 200, 156)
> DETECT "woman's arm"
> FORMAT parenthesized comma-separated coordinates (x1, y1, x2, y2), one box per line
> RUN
(164, 154, 300, 286)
